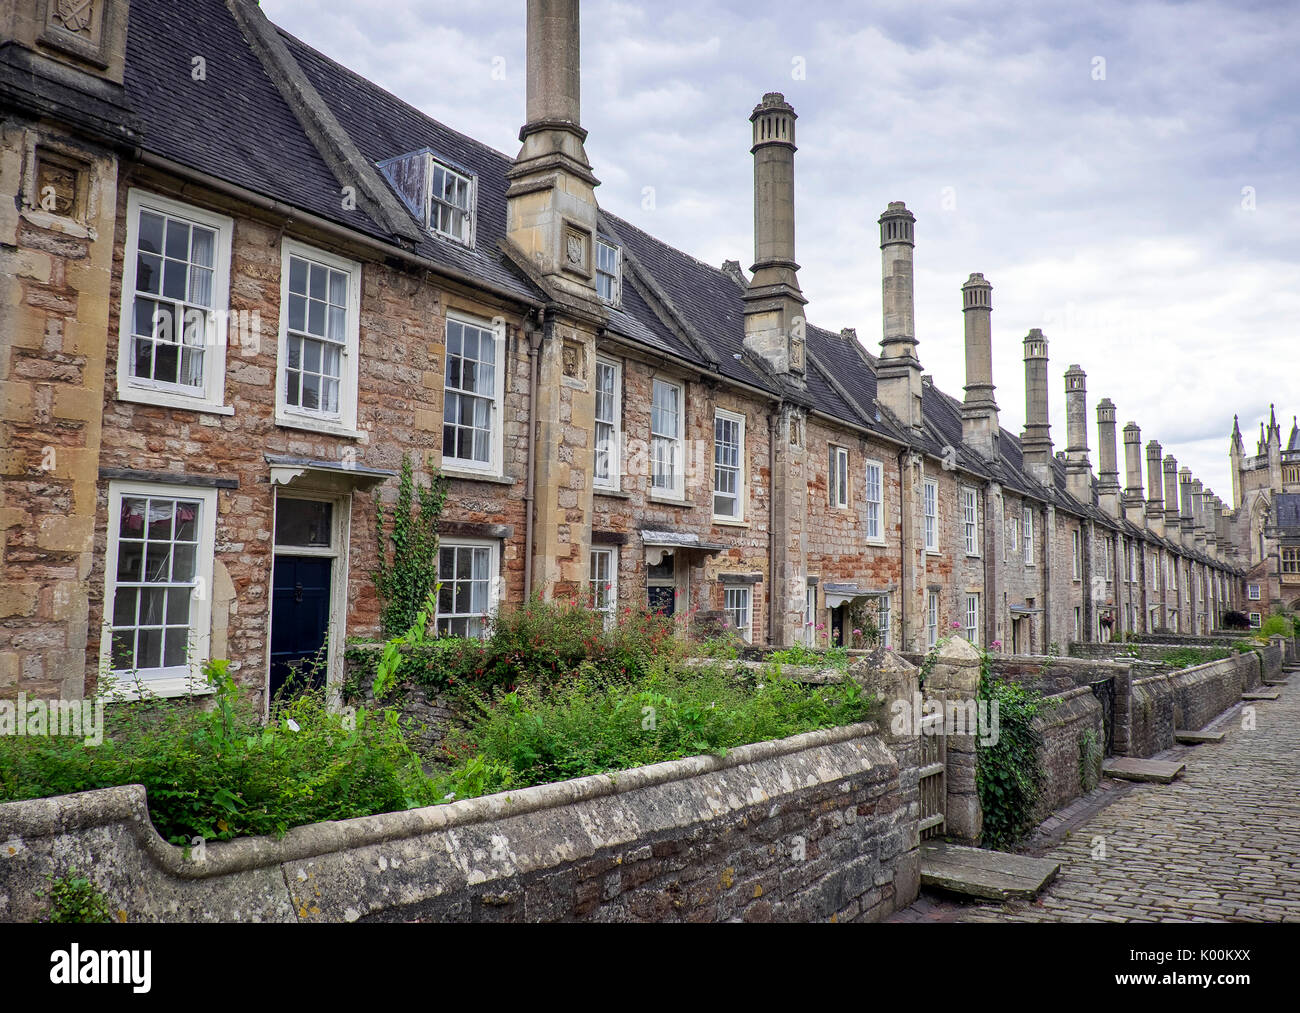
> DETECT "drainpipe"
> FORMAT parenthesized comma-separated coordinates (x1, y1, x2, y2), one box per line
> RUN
(768, 410, 779, 646)
(523, 310, 544, 599)
(982, 481, 993, 648)
(896, 446, 909, 649)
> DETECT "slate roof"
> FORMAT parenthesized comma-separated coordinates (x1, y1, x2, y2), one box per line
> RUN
(114, 0, 1229, 560)
(1275, 494, 1300, 530)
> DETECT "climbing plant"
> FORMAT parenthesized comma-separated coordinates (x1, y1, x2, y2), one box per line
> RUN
(372, 454, 447, 639)
(975, 650, 1046, 849)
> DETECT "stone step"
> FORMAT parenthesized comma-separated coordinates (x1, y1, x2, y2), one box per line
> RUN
(919, 842, 1060, 902)
(1263, 678, 1290, 686)
(1102, 757, 1186, 783)
(1242, 689, 1281, 701)
(1174, 729, 1225, 744)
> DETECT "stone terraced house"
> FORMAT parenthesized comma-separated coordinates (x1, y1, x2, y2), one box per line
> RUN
(1, 0, 1243, 712)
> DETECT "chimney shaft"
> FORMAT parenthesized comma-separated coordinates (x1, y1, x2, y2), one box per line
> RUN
(961, 273, 998, 457)
(1163, 455, 1181, 544)
(1096, 399, 1120, 516)
(507, 0, 600, 298)
(742, 93, 807, 377)
(525, 0, 581, 127)
(875, 202, 922, 428)
(1021, 330, 1052, 483)
(1145, 440, 1165, 534)
(1063, 365, 1090, 502)
(1123, 422, 1145, 522)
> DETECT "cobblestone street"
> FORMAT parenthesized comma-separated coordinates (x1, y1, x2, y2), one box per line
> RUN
(892, 680, 1300, 922)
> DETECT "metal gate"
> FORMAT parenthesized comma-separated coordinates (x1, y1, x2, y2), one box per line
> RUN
(918, 712, 946, 839)
(1090, 676, 1116, 756)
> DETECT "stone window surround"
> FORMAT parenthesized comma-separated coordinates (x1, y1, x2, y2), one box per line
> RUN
(441, 310, 507, 478)
(863, 457, 884, 544)
(116, 189, 235, 416)
(274, 237, 363, 439)
(100, 479, 219, 701)
(593, 356, 622, 492)
(712, 407, 746, 524)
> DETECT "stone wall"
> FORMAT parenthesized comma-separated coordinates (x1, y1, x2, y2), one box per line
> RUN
(1031, 686, 1104, 821)
(1170, 654, 1257, 731)
(1067, 641, 1229, 664)
(0, 722, 920, 924)
(1129, 673, 1176, 757)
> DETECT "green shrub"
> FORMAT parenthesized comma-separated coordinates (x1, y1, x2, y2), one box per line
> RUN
(975, 654, 1046, 850)
(1260, 614, 1293, 639)
(0, 661, 440, 844)
(767, 643, 849, 670)
(1160, 646, 1229, 669)
(432, 664, 878, 796)
(1078, 729, 1101, 794)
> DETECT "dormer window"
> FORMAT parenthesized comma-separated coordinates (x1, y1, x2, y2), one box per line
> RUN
(430, 162, 473, 243)
(596, 238, 621, 304)
(378, 149, 476, 247)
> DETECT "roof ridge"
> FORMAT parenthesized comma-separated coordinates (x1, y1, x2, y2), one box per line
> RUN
(272, 24, 520, 169)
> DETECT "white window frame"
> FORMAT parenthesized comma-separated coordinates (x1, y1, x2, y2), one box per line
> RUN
(442, 312, 506, 476)
(713, 408, 746, 522)
(435, 538, 501, 638)
(1023, 506, 1035, 566)
(1249, 611, 1262, 629)
(650, 377, 685, 499)
(275, 239, 362, 438)
(924, 479, 939, 552)
(830, 446, 850, 509)
(589, 547, 617, 629)
(1074, 606, 1082, 641)
(805, 582, 817, 647)
(428, 157, 476, 247)
(593, 357, 622, 491)
(1248, 584, 1261, 601)
(878, 593, 891, 648)
(725, 586, 753, 643)
(595, 238, 622, 305)
(117, 189, 234, 415)
(101, 481, 218, 700)
(864, 459, 884, 542)
(926, 590, 939, 648)
(961, 486, 979, 556)
(964, 593, 980, 646)
(1072, 529, 1082, 580)
(1008, 513, 1018, 554)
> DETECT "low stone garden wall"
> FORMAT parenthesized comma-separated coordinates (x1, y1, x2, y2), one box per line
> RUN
(1067, 641, 1227, 664)
(1030, 687, 1104, 822)
(1129, 673, 1176, 757)
(0, 722, 920, 924)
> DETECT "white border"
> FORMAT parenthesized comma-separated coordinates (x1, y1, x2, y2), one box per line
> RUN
(442, 311, 506, 476)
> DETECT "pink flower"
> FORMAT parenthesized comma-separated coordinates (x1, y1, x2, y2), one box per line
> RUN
(885, 645, 893, 652)
(852, 628, 862, 636)
(951, 621, 962, 630)
(992, 640, 1003, 649)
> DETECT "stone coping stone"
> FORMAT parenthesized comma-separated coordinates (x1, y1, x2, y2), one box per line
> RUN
(1174, 730, 1226, 744)
(1102, 757, 1185, 783)
(1242, 689, 1281, 701)
(919, 842, 1059, 901)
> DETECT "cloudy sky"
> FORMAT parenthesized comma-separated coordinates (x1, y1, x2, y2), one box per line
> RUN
(263, 0, 1300, 499)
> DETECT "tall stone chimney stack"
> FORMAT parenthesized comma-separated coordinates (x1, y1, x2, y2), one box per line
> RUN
(1191, 478, 1208, 552)
(1020, 330, 1053, 485)
(506, 0, 600, 300)
(1096, 399, 1121, 517)
(1122, 422, 1145, 523)
(1145, 440, 1165, 536)
(876, 202, 923, 430)
(742, 93, 807, 378)
(1163, 455, 1182, 545)
(1178, 467, 1196, 540)
(1063, 365, 1091, 502)
(960, 273, 998, 458)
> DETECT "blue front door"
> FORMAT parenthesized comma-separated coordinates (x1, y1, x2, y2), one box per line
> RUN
(270, 555, 332, 701)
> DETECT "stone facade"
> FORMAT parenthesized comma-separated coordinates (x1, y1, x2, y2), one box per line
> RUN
(1, 0, 1247, 712)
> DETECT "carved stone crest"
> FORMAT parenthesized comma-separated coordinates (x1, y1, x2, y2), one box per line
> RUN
(53, 0, 95, 34)
(565, 232, 583, 267)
